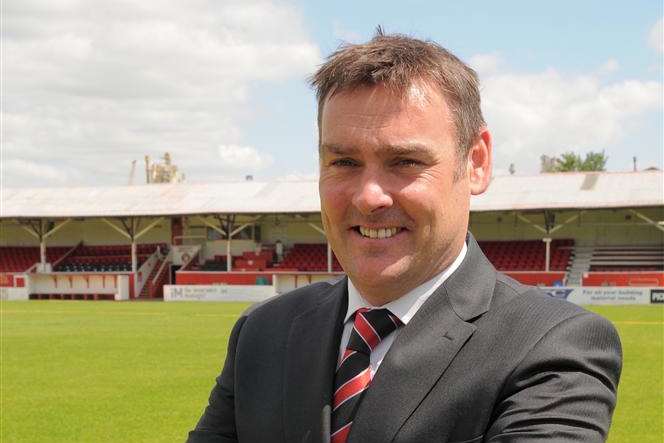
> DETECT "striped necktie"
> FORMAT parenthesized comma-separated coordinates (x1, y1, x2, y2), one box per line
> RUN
(331, 308, 402, 443)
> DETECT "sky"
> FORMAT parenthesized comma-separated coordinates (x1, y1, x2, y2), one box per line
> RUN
(1, 0, 662, 188)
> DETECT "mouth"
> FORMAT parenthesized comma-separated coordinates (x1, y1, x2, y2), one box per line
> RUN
(352, 226, 405, 239)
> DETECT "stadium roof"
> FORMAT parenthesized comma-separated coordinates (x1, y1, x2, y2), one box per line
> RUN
(1, 171, 662, 219)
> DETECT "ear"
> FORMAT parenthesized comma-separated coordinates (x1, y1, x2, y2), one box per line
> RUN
(467, 128, 493, 195)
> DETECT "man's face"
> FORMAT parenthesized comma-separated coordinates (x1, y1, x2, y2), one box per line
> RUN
(319, 82, 484, 303)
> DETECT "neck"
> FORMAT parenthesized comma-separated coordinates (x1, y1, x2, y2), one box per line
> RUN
(350, 238, 466, 306)
(353, 280, 415, 307)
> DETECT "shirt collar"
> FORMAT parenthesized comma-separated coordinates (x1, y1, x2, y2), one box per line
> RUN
(345, 241, 468, 325)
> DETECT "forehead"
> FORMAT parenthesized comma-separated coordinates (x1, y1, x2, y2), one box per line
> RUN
(320, 82, 454, 147)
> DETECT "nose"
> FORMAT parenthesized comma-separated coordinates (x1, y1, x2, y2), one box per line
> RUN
(351, 170, 394, 215)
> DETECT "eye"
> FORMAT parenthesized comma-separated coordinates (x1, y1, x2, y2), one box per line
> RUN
(330, 158, 359, 167)
(394, 158, 422, 167)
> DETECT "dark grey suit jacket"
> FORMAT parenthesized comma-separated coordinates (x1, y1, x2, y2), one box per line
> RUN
(188, 235, 622, 442)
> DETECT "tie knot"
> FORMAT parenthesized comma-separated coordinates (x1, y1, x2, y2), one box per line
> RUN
(347, 308, 402, 354)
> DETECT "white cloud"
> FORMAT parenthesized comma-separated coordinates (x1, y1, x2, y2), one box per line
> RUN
(332, 21, 363, 43)
(468, 52, 503, 76)
(217, 145, 273, 171)
(598, 58, 620, 75)
(473, 54, 663, 173)
(649, 18, 663, 53)
(276, 172, 319, 181)
(2, 0, 320, 187)
(2, 159, 71, 186)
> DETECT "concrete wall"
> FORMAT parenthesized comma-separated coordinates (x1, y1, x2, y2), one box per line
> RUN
(30, 273, 125, 295)
(0, 286, 29, 300)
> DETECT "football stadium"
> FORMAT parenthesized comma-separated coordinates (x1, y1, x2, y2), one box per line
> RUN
(2, 1, 663, 440)
(1, 170, 663, 442)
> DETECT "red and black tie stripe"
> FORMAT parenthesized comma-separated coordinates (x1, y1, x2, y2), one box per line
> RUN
(331, 308, 401, 443)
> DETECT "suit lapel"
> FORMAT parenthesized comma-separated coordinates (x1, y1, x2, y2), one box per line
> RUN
(283, 278, 348, 443)
(348, 234, 497, 442)
(347, 286, 475, 442)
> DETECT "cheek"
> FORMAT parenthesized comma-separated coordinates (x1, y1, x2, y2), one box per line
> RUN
(398, 181, 440, 220)
(320, 182, 347, 221)
(398, 178, 456, 233)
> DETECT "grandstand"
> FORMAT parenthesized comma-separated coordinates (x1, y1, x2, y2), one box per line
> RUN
(54, 243, 166, 272)
(0, 246, 69, 272)
(1, 171, 662, 300)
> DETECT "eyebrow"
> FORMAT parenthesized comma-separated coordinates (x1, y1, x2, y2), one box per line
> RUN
(320, 142, 433, 156)
(319, 143, 352, 155)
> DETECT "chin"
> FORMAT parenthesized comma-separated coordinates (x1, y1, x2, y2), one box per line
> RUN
(348, 259, 411, 287)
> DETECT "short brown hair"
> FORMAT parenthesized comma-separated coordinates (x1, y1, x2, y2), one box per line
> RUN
(310, 28, 485, 158)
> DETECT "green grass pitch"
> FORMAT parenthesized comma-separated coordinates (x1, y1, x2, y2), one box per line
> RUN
(1, 301, 662, 442)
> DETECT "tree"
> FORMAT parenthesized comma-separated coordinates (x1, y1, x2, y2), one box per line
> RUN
(540, 150, 608, 172)
(580, 151, 608, 171)
(556, 152, 583, 172)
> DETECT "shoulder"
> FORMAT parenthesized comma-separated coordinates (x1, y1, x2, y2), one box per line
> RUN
(482, 277, 622, 440)
(226, 278, 345, 359)
(240, 278, 343, 324)
(482, 272, 621, 355)
(492, 272, 595, 322)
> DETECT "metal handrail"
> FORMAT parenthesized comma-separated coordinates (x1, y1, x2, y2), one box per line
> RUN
(152, 254, 170, 286)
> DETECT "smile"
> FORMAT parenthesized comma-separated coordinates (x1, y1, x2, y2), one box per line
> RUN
(355, 226, 403, 239)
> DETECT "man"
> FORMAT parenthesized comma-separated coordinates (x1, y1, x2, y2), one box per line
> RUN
(189, 31, 621, 443)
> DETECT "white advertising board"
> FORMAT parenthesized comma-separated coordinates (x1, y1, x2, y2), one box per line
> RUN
(164, 284, 275, 302)
(0, 287, 29, 301)
(543, 287, 653, 305)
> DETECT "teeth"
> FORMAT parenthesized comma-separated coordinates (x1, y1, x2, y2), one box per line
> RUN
(358, 227, 400, 239)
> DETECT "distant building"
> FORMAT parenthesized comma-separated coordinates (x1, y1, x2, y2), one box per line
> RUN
(146, 153, 185, 184)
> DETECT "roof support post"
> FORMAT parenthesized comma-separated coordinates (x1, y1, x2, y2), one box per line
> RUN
(516, 214, 548, 234)
(630, 209, 664, 232)
(43, 218, 72, 240)
(19, 218, 71, 270)
(20, 225, 39, 239)
(307, 223, 326, 236)
(132, 239, 137, 275)
(197, 216, 226, 237)
(307, 222, 330, 272)
(131, 219, 138, 297)
(128, 218, 138, 275)
(543, 237, 552, 272)
(107, 217, 140, 297)
(226, 240, 231, 271)
(327, 242, 332, 273)
(40, 220, 46, 266)
(19, 220, 45, 264)
(104, 217, 139, 272)
(135, 217, 163, 240)
(517, 211, 583, 235)
(230, 223, 251, 238)
(101, 218, 132, 239)
(226, 215, 235, 272)
(549, 213, 582, 234)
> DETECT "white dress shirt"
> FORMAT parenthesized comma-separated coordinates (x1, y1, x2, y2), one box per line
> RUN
(337, 242, 467, 376)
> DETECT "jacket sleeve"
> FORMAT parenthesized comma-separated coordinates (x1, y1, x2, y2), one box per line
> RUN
(187, 315, 247, 443)
(485, 312, 622, 442)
